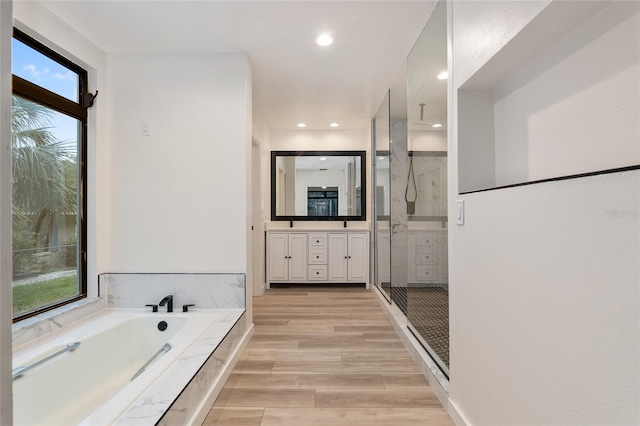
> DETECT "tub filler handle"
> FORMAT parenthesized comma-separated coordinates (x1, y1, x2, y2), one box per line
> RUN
(131, 343, 172, 381)
(13, 341, 81, 380)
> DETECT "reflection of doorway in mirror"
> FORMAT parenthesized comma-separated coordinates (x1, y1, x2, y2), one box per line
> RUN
(307, 187, 338, 216)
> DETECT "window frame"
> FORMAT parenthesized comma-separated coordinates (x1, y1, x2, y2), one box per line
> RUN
(12, 28, 88, 322)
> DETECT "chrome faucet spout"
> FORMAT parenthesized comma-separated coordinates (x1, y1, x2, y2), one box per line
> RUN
(159, 295, 173, 313)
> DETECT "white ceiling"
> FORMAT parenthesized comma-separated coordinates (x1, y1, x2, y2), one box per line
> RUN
(38, 0, 438, 131)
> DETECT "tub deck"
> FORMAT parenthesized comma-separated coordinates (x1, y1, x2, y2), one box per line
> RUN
(13, 308, 246, 426)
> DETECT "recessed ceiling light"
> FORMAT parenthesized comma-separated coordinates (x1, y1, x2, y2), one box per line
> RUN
(432, 123, 443, 128)
(378, 157, 384, 161)
(316, 33, 333, 46)
(322, 186, 327, 189)
(329, 122, 339, 127)
(437, 71, 448, 80)
(297, 123, 306, 128)
(320, 157, 326, 160)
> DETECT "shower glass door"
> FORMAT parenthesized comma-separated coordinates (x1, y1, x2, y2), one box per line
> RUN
(406, 1, 449, 376)
(372, 91, 391, 301)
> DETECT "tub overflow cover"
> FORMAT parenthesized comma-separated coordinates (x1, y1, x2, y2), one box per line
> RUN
(158, 321, 168, 331)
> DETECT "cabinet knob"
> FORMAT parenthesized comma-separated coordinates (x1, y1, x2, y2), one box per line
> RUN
(344, 256, 347, 259)
(316, 240, 319, 243)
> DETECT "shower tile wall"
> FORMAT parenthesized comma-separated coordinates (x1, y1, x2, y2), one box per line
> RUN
(390, 118, 408, 300)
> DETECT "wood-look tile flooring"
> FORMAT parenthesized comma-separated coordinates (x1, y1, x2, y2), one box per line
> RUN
(203, 286, 453, 426)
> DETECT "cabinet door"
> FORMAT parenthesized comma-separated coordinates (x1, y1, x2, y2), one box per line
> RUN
(268, 233, 289, 281)
(288, 233, 308, 281)
(347, 233, 368, 282)
(328, 233, 348, 281)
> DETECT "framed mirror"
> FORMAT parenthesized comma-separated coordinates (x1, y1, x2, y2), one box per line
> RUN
(271, 151, 366, 221)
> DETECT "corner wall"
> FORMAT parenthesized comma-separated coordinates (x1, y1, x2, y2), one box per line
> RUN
(0, 1, 14, 422)
(448, 1, 640, 424)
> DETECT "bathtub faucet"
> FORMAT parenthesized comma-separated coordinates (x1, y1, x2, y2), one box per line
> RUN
(159, 295, 174, 313)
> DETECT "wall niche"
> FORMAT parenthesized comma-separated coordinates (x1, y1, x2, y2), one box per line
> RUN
(458, 1, 640, 193)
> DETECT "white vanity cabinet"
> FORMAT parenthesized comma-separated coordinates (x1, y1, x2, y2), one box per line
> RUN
(268, 233, 308, 282)
(267, 231, 369, 287)
(328, 233, 368, 282)
(408, 230, 448, 285)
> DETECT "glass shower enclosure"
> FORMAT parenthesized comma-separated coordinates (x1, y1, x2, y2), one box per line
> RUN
(406, 1, 449, 376)
(372, 91, 391, 301)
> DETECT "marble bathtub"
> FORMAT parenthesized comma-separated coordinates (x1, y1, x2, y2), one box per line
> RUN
(12, 273, 250, 426)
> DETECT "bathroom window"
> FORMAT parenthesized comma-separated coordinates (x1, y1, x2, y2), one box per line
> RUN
(11, 29, 88, 321)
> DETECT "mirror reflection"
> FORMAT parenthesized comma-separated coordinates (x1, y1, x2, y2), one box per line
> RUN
(271, 151, 365, 220)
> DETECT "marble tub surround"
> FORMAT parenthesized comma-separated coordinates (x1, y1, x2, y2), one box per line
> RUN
(100, 273, 246, 310)
(112, 311, 247, 426)
(157, 313, 249, 426)
(12, 297, 105, 347)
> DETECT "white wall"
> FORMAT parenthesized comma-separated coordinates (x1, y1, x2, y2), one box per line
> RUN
(449, 1, 640, 425)
(409, 130, 447, 152)
(106, 52, 251, 275)
(0, 1, 13, 422)
(270, 129, 368, 151)
(494, 3, 640, 185)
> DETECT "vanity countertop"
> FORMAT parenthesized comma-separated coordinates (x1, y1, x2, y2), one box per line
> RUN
(265, 221, 370, 232)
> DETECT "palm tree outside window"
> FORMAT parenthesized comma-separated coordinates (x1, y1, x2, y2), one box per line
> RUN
(11, 29, 88, 321)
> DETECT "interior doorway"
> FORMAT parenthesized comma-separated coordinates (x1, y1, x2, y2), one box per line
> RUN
(252, 138, 265, 296)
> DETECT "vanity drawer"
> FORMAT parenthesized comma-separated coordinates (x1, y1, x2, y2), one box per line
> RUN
(415, 234, 436, 248)
(415, 248, 436, 265)
(416, 266, 436, 281)
(308, 233, 327, 248)
(308, 265, 328, 280)
(309, 250, 327, 264)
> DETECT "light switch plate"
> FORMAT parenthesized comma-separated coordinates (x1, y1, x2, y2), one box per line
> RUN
(456, 200, 464, 225)
(141, 121, 151, 136)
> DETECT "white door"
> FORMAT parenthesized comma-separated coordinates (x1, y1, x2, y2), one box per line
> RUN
(268, 233, 289, 281)
(288, 234, 308, 281)
(328, 233, 348, 281)
(347, 233, 368, 282)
